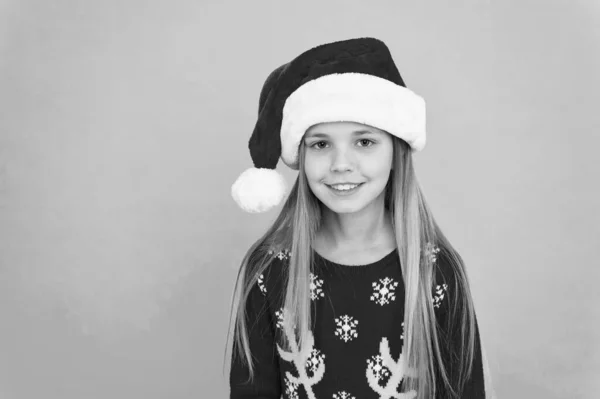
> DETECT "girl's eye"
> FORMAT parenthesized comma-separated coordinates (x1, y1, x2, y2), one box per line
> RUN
(308, 139, 375, 150)
(310, 141, 328, 149)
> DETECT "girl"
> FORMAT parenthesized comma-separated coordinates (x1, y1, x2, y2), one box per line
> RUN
(225, 37, 494, 399)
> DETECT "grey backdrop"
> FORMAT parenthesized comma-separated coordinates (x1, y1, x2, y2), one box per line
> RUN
(0, 0, 598, 398)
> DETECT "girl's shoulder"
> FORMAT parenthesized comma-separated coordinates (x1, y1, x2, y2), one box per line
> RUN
(266, 247, 292, 263)
(251, 247, 290, 301)
(265, 247, 291, 279)
(427, 242, 450, 280)
(426, 242, 453, 310)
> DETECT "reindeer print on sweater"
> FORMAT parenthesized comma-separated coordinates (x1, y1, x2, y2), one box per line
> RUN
(230, 245, 487, 399)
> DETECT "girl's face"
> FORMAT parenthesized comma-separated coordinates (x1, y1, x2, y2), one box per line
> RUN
(302, 121, 393, 214)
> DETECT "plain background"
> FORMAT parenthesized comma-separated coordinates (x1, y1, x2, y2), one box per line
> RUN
(1, 0, 599, 398)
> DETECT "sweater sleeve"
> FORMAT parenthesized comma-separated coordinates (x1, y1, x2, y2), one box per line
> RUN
(434, 256, 487, 399)
(229, 272, 282, 399)
(463, 315, 486, 398)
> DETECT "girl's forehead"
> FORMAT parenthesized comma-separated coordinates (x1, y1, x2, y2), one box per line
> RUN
(304, 121, 383, 138)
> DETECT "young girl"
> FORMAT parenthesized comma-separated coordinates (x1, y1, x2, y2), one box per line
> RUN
(226, 37, 494, 399)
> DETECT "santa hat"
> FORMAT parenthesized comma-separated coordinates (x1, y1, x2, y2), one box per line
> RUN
(231, 37, 426, 213)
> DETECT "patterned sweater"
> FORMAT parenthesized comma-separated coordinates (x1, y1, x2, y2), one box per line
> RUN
(229, 245, 487, 399)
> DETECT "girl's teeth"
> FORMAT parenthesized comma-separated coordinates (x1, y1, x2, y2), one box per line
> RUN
(332, 184, 358, 190)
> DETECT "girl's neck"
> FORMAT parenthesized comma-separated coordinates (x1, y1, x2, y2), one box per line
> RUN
(317, 206, 395, 252)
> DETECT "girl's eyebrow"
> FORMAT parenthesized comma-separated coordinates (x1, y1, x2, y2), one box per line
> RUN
(305, 129, 376, 139)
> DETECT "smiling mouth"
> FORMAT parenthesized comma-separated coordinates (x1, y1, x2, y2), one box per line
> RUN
(326, 183, 364, 192)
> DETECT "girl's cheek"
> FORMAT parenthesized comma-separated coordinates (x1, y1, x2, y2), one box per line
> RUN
(306, 153, 328, 166)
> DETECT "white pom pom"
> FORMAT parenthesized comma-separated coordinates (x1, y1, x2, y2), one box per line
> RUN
(231, 167, 288, 213)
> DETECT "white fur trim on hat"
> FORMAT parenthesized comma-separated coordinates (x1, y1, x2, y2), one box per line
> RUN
(280, 73, 426, 170)
(231, 167, 287, 213)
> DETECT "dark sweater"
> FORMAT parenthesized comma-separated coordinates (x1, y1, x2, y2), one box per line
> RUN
(230, 246, 487, 399)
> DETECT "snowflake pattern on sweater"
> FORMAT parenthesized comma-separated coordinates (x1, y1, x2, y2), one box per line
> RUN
(230, 244, 486, 399)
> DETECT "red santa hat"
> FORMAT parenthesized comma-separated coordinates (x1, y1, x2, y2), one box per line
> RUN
(231, 37, 426, 213)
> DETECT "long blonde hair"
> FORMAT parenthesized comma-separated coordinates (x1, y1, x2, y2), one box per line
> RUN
(224, 135, 477, 399)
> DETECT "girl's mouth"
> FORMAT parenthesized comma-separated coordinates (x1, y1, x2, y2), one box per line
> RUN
(326, 183, 364, 196)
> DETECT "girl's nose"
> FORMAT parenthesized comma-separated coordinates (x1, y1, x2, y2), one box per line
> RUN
(330, 149, 355, 172)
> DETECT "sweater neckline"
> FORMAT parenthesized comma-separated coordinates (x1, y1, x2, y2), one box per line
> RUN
(312, 247, 398, 272)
